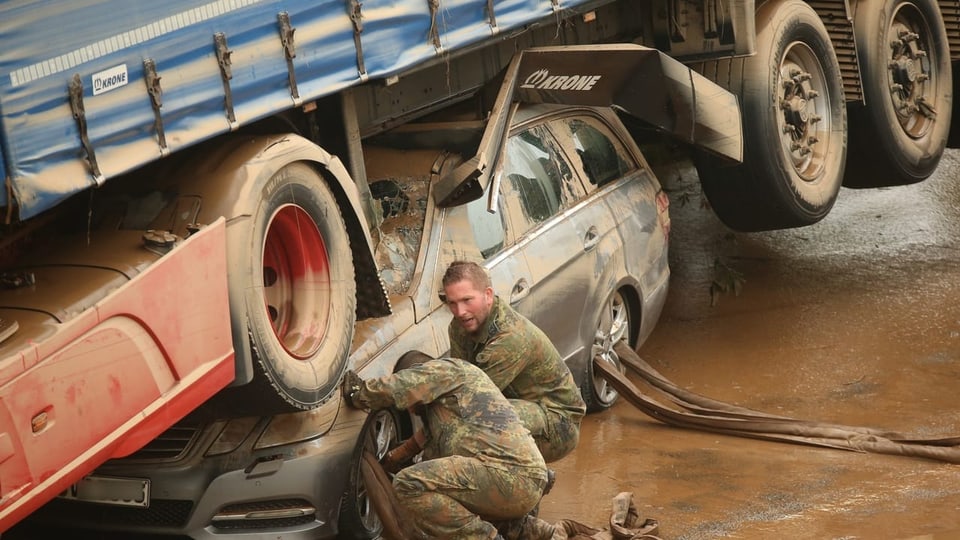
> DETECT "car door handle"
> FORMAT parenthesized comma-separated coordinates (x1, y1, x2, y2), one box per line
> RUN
(510, 279, 530, 303)
(583, 226, 599, 251)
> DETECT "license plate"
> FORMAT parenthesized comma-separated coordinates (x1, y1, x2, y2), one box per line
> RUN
(60, 475, 150, 507)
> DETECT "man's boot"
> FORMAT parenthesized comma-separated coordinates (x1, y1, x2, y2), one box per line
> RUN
(495, 514, 556, 540)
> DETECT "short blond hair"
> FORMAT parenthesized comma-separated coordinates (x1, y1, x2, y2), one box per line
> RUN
(442, 260, 491, 290)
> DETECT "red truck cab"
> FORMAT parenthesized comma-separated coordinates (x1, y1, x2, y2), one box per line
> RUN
(0, 218, 234, 532)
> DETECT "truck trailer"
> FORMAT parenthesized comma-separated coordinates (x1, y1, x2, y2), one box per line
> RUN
(0, 0, 955, 532)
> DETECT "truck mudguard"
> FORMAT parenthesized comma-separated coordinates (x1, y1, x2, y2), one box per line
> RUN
(435, 44, 744, 207)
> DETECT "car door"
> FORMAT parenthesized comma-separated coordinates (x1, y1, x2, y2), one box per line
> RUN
(496, 116, 595, 362)
(547, 110, 664, 350)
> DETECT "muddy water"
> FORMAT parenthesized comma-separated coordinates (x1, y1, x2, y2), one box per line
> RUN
(539, 150, 960, 539)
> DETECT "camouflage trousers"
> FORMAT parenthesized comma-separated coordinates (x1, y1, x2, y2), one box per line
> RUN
(393, 455, 547, 539)
(510, 400, 580, 463)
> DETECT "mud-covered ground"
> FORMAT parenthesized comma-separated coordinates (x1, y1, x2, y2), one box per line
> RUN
(538, 149, 960, 539)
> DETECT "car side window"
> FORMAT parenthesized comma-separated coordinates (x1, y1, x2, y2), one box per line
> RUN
(464, 188, 506, 260)
(503, 123, 582, 232)
(551, 115, 637, 190)
(437, 174, 508, 264)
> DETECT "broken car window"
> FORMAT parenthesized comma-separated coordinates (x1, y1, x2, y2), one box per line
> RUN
(503, 123, 579, 231)
(371, 177, 429, 295)
(553, 116, 636, 188)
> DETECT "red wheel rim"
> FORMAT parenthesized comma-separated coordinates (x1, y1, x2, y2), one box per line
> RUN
(262, 204, 330, 359)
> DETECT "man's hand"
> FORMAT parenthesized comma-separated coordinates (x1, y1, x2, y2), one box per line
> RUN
(342, 370, 365, 409)
(381, 435, 423, 474)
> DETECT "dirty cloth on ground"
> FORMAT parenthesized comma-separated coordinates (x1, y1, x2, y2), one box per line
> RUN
(506, 491, 661, 540)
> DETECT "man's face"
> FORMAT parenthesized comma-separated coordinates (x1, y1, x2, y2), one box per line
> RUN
(444, 278, 494, 335)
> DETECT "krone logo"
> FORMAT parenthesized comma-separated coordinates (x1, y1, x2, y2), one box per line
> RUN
(91, 64, 129, 96)
(519, 68, 601, 91)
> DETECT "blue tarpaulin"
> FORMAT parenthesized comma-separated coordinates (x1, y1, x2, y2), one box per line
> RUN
(0, 0, 583, 219)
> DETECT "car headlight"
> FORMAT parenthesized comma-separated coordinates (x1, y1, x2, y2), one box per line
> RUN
(206, 417, 260, 456)
(254, 396, 340, 450)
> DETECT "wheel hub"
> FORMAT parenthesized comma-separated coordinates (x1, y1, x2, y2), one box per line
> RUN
(783, 95, 809, 129)
(596, 326, 615, 357)
(888, 23, 936, 136)
(590, 293, 630, 408)
(780, 68, 822, 162)
(263, 204, 331, 360)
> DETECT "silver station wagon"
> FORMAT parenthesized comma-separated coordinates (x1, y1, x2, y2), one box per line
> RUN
(12, 44, 700, 535)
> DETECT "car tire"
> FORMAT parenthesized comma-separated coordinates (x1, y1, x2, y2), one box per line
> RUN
(843, 0, 951, 188)
(339, 408, 403, 540)
(227, 162, 356, 413)
(695, 0, 846, 231)
(581, 289, 633, 413)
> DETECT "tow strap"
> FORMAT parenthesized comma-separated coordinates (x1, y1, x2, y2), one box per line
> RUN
(599, 341, 960, 464)
(360, 342, 960, 540)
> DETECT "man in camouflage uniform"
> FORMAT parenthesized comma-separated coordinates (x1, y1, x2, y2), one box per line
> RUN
(443, 261, 586, 463)
(344, 351, 548, 539)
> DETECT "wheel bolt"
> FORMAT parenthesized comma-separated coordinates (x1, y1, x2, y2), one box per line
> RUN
(900, 31, 919, 42)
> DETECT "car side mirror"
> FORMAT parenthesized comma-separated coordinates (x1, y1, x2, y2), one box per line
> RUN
(433, 156, 485, 208)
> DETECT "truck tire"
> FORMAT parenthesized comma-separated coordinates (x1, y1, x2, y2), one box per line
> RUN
(695, 0, 846, 232)
(843, 0, 951, 188)
(229, 162, 356, 412)
(581, 289, 633, 413)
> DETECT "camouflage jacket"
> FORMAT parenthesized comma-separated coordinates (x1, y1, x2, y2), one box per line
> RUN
(355, 357, 547, 475)
(448, 296, 586, 422)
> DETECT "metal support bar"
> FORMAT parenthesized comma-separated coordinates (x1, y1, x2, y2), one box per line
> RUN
(278, 12, 302, 105)
(704, 0, 718, 38)
(347, 0, 368, 80)
(669, 0, 687, 42)
(143, 59, 168, 155)
(67, 74, 103, 184)
(214, 32, 237, 127)
(340, 89, 378, 231)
